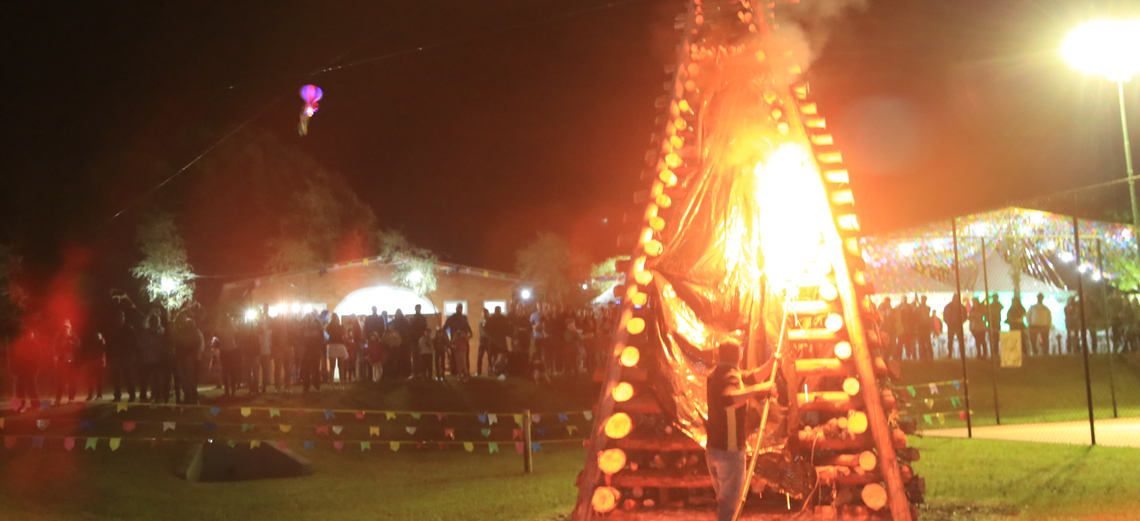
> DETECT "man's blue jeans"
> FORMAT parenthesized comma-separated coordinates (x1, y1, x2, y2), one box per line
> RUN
(706, 447, 747, 521)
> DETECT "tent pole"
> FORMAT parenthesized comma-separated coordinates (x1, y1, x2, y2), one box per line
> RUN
(1096, 239, 1119, 419)
(952, 219, 972, 438)
(1073, 215, 1097, 445)
(982, 238, 999, 425)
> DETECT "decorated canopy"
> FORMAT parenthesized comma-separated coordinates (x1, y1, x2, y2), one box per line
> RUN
(861, 207, 1138, 293)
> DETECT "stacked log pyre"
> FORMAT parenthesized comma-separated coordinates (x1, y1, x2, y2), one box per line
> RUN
(572, 1, 925, 519)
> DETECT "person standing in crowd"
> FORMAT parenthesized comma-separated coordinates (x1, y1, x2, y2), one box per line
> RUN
(444, 304, 472, 380)
(704, 340, 777, 521)
(432, 328, 450, 381)
(877, 297, 898, 360)
(255, 319, 273, 394)
(364, 306, 386, 343)
(172, 315, 203, 404)
(943, 294, 965, 359)
(1064, 296, 1080, 355)
(409, 305, 428, 368)
(547, 306, 567, 374)
(530, 305, 546, 371)
(300, 313, 326, 392)
(271, 315, 292, 392)
(238, 321, 260, 395)
(417, 328, 434, 380)
(898, 295, 916, 360)
(988, 294, 1004, 357)
(81, 331, 106, 401)
(476, 308, 490, 376)
(968, 297, 988, 359)
(343, 315, 361, 383)
(10, 320, 43, 411)
(1027, 293, 1052, 356)
(54, 319, 82, 404)
(564, 317, 584, 374)
(105, 310, 138, 399)
(1006, 295, 1028, 356)
(380, 322, 401, 380)
(915, 296, 933, 360)
(389, 309, 412, 379)
(136, 315, 167, 403)
(216, 317, 241, 398)
(326, 313, 349, 390)
(483, 306, 509, 376)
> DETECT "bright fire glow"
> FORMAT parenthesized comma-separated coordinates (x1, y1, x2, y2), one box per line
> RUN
(244, 309, 258, 322)
(1062, 20, 1140, 83)
(754, 143, 834, 291)
(160, 278, 177, 293)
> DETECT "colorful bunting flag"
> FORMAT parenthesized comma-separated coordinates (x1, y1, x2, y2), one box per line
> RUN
(116, 403, 129, 412)
(537, 429, 546, 436)
(204, 423, 216, 431)
(250, 440, 261, 448)
(959, 411, 968, 421)
(3, 436, 15, 449)
(64, 437, 75, 451)
(316, 425, 329, 435)
(516, 442, 525, 454)
(80, 420, 94, 430)
(531, 442, 541, 452)
(411, 413, 422, 420)
(583, 411, 593, 420)
(444, 428, 455, 439)
(512, 429, 523, 440)
(906, 386, 916, 397)
(122, 422, 135, 433)
(385, 412, 396, 420)
(242, 424, 253, 433)
(952, 381, 961, 391)
(567, 425, 578, 435)
(950, 397, 962, 409)
(269, 409, 281, 418)
(334, 441, 344, 451)
(488, 442, 499, 454)
(85, 438, 97, 450)
(280, 425, 292, 433)
(531, 414, 541, 423)
(210, 407, 221, 415)
(110, 438, 122, 451)
(356, 411, 365, 419)
(929, 383, 939, 395)
(437, 414, 446, 421)
(923, 414, 932, 425)
(481, 428, 491, 437)
(463, 442, 474, 452)
(361, 442, 371, 451)
(417, 442, 425, 449)
(405, 426, 417, 435)
(163, 422, 175, 432)
(325, 410, 335, 419)
(241, 408, 252, 417)
(558, 413, 568, 422)
(936, 413, 946, 425)
(227, 440, 237, 448)
(478, 414, 488, 424)
(332, 425, 343, 435)
(31, 437, 44, 449)
(924, 399, 934, 409)
(390, 441, 400, 452)
(514, 414, 524, 426)
(437, 442, 446, 450)
(369, 427, 380, 437)
(277, 440, 287, 450)
(304, 441, 313, 450)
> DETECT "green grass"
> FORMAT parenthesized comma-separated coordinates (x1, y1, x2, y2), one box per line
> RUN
(897, 354, 1140, 427)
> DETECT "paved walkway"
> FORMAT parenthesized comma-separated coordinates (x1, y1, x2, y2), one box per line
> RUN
(923, 417, 1140, 448)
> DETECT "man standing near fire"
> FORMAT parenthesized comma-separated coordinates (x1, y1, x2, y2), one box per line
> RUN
(705, 340, 778, 521)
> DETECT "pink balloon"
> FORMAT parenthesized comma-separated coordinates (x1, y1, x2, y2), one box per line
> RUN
(300, 85, 323, 104)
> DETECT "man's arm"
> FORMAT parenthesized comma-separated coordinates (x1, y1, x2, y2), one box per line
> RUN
(724, 381, 777, 407)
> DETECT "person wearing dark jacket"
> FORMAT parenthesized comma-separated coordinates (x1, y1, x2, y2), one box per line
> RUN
(81, 331, 106, 401)
(444, 304, 472, 379)
(136, 315, 168, 403)
(389, 309, 412, 379)
(104, 311, 138, 402)
(54, 320, 83, 404)
(172, 316, 204, 404)
(943, 295, 965, 359)
(300, 314, 327, 392)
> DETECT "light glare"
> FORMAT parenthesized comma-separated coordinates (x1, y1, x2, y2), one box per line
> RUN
(1062, 20, 1140, 83)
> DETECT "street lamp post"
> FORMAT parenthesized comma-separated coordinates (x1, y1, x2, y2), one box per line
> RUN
(1063, 19, 1140, 263)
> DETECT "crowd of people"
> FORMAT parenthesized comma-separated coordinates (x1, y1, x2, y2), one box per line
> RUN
(873, 291, 1140, 361)
(4, 299, 621, 412)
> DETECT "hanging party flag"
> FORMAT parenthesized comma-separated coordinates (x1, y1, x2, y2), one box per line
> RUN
(959, 411, 968, 421)
(417, 442, 425, 450)
(85, 438, 97, 450)
(36, 419, 49, 431)
(411, 413, 422, 420)
(906, 386, 916, 397)
(332, 426, 343, 435)
(923, 399, 934, 409)
(64, 437, 75, 451)
(227, 440, 237, 448)
(950, 397, 962, 409)
(163, 422, 176, 432)
(324, 410, 335, 420)
(537, 429, 546, 436)
(488, 442, 499, 454)
(333, 441, 344, 451)
(444, 428, 455, 439)
(437, 442, 446, 450)
(210, 407, 221, 415)
(514, 414, 524, 426)
(356, 411, 365, 420)
(487, 414, 497, 425)
(361, 442, 371, 451)
(204, 423, 216, 431)
(516, 442, 525, 454)
(116, 403, 129, 412)
(40, 400, 51, 411)
(952, 381, 961, 391)
(251, 440, 262, 449)
(279, 425, 292, 433)
(463, 442, 474, 452)
(241, 408, 252, 417)
(929, 383, 939, 395)
(31, 437, 44, 449)
(242, 424, 254, 433)
(385, 412, 396, 420)
(923, 414, 932, 425)
(582, 411, 593, 421)
(558, 413, 569, 423)
(512, 429, 523, 440)
(269, 409, 281, 418)
(936, 413, 946, 425)
(567, 425, 578, 435)
(481, 428, 491, 437)
(405, 426, 417, 435)
(369, 427, 380, 437)
(79, 420, 94, 430)
(110, 438, 122, 451)
(390, 441, 400, 452)
(531, 442, 542, 452)
(478, 414, 488, 424)
(316, 425, 329, 435)
(277, 440, 287, 450)
(437, 414, 446, 421)
(3, 436, 15, 449)
(122, 422, 136, 433)
(531, 414, 541, 423)
(303, 441, 314, 450)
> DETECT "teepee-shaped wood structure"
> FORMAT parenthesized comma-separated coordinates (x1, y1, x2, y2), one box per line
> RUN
(572, 1, 923, 519)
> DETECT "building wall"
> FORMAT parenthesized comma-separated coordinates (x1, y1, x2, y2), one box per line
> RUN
(219, 263, 519, 374)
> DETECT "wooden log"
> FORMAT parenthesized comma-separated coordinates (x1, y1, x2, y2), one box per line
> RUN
(862, 483, 888, 511)
(798, 428, 907, 451)
(815, 451, 877, 471)
(798, 391, 856, 412)
(612, 435, 701, 452)
(785, 300, 832, 315)
(793, 357, 891, 378)
(614, 395, 662, 415)
(788, 328, 840, 342)
(594, 366, 648, 383)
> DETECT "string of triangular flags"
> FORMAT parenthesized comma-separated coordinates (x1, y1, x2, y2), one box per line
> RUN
(0, 434, 586, 453)
(260, 257, 519, 285)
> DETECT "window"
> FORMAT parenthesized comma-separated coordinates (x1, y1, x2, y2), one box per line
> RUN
(482, 300, 508, 316)
(442, 300, 468, 316)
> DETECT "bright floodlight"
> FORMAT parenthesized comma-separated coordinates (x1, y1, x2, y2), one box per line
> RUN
(1062, 20, 1140, 83)
(244, 309, 258, 321)
(160, 278, 177, 293)
(581, 283, 588, 290)
(520, 289, 532, 300)
(408, 270, 424, 283)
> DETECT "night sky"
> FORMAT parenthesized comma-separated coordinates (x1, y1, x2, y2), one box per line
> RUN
(2, 0, 1137, 295)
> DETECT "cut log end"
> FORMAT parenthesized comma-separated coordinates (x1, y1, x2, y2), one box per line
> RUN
(861, 483, 888, 510)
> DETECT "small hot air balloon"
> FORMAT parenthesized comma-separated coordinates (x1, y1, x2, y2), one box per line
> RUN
(298, 84, 323, 135)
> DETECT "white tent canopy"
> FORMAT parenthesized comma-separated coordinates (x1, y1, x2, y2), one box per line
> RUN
(333, 286, 437, 317)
